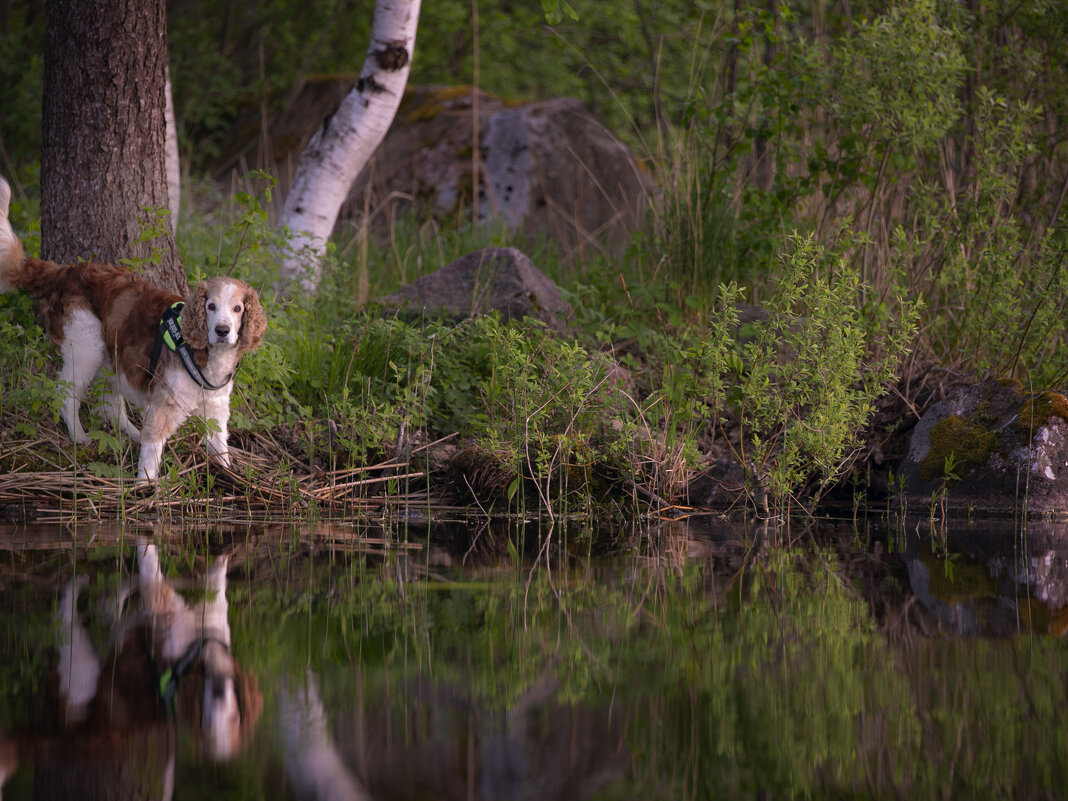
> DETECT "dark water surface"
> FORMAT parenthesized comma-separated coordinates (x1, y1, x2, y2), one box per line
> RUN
(2, 515, 1068, 800)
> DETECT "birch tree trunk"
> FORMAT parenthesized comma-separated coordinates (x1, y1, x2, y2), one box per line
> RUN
(277, 0, 421, 296)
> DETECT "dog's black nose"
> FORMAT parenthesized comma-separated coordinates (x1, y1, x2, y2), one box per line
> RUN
(215, 324, 231, 337)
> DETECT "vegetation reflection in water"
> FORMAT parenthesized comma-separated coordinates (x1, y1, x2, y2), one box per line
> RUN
(1, 521, 1068, 799)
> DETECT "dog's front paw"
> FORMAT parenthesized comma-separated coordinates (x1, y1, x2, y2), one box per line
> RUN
(132, 475, 155, 493)
(210, 450, 232, 470)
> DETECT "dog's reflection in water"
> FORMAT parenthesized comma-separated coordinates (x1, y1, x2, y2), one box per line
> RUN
(5, 538, 262, 800)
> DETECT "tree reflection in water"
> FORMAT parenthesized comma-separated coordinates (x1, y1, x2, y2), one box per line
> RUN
(1, 517, 1067, 799)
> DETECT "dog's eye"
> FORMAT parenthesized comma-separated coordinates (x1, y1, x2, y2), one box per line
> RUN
(233, 304, 242, 313)
(208, 303, 216, 311)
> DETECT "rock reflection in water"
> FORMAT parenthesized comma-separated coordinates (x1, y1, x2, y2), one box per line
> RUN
(902, 520, 1068, 636)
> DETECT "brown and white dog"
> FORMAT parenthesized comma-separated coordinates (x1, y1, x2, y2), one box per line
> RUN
(0, 539, 262, 800)
(0, 176, 266, 483)
(134, 538, 262, 761)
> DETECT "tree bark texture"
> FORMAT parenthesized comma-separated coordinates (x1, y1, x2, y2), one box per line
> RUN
(278, 0, 421, 295)
(42, 0, 187, 296)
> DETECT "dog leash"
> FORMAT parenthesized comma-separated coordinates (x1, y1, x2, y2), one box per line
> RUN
(149, 301, 233, 390)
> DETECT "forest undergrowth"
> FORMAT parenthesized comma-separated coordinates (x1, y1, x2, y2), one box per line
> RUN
(1, 0, 1066, 523)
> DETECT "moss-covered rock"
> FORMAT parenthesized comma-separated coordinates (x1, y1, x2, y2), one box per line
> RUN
(211, 83, 649, 256)
(901, 381, 1068, 515)
(1017, 390, 1068, 435)
(917, 411, 998, 482)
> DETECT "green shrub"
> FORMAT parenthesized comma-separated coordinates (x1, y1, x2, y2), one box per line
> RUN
(732, 235, 918, 509)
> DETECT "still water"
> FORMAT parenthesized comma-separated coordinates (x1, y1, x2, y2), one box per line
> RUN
(1, 515, 1067, 800)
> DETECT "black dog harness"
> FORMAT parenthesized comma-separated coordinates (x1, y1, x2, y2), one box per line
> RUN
(148, 302, 233, 390)
(158, 635, 232, 715)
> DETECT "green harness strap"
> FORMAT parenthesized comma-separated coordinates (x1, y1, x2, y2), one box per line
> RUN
(149, 301, 234, 390)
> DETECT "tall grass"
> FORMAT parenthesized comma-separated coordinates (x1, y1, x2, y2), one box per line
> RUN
(0, 144, 918, 517)
(639, 0, 1068, 386)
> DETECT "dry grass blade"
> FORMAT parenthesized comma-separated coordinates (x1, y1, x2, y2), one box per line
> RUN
(309, 470, 426, 501)
(0, 445, 444, 525)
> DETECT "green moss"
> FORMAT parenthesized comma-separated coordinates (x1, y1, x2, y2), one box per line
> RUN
(919, 547, 997, 604)
(918, 412, 998, 482)
(402, 85, 476, 124)
(400, 85, 529, 125)
(1017, 390, 1068, 435)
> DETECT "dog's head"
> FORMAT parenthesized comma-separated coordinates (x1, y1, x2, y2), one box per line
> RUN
(182, 278, 266, 357)
(176, 645, 263, 761)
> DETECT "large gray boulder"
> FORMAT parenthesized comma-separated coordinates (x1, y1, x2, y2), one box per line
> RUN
(214, 83, 648, 254)
(379, 247, 570, 329)
(351, 88, 648, 253)
(900, 381, 1068, 515)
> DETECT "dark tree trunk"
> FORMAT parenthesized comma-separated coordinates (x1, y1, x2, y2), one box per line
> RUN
(41, 0, 187, 296)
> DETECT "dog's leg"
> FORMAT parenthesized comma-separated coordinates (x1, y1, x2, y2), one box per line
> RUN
(56, 575, 100, 723)
(136, 537, 162, 593)
(101, 381, 141, 442)
(201, 395, 232, 469)
(199, 551, 241, 761)
(57, 309, 107, 445)
(137, 537, 185, 617)
(202, 552, 231, 640)
(205, 424, 231, 468)
(0, 175, 24, 293)
(136, 400, 187, 483)
(138, 537, 204, 668)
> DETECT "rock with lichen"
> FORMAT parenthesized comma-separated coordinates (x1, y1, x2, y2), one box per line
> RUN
(352, 87, 648, 254)
(213, 82, 648, 255)
(900, 381, 1068, 514)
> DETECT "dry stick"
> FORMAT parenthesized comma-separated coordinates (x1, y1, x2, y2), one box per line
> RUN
(1, 428, 462, 520)
(861, 145, 893, 285)
(5, 471, 280, 519)
(320, 432, 457, 482)
(311, 471, 425, 501)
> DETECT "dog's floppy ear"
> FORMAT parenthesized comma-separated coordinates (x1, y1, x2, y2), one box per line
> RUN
(183, 283, 210, 349)
(175, 660, 263, 757)
(234, 662, 264, 745)
(237, 284, 266, 357)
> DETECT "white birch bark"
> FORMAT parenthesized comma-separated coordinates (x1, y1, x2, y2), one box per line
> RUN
(164, 65, 181, 230)
(278, 0, 421, 295)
